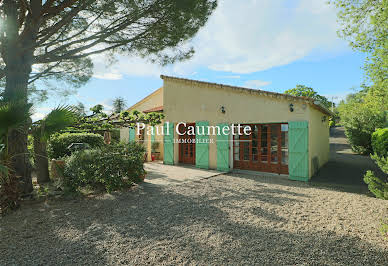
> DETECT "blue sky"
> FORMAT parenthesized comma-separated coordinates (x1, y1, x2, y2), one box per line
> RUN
(33, 0, 366, 119)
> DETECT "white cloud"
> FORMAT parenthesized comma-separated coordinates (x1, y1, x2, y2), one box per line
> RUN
(91, 53, 163, 80)
(244, 80, 271, 88)
(31, 107, 52, 121)
(91, 0, 346, 78)
(93, 73, 123, 80)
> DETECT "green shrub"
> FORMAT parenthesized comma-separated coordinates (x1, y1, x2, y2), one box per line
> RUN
(48, 132, 104, 159)
(63, 142, 145, 193)
(364, 170, 388, 200)
(342, 108, 386, 154)
(372, 128, 388, 157)
(329, 120, 335, 128)
(364, 128, 388, 200)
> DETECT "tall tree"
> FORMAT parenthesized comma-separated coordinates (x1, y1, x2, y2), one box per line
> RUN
(332, 0, 387, 154)
(113, 97, 126, 113)
(284, 85, 332, 109)
(331, 0, 387, 90)
(90, 104, 104, 115)
(0, 0, 217, 193)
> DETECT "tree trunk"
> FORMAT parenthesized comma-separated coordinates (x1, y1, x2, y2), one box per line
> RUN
(33, 137, 50, 184)
(2, 0, 41, 194)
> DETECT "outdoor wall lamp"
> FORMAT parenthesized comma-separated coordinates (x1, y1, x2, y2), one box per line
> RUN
(289, 103, 294, 112)
(221, 106, 226, 114)
(322, 116, 327, 123)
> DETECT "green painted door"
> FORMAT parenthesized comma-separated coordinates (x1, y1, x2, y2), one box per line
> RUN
(217, 123, 230, 172)
(196, 121, 209, 169)
(164, 122, 174, 165)
(288, 121, 309, 181)
(129, 128, 135, 142)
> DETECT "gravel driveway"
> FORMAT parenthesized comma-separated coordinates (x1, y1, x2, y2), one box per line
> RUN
(1, 173, 387, 265)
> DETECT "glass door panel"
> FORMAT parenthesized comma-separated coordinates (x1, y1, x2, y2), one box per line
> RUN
(260, 125, 268, 163)
(270, 125, 279, 164)
(281, 125, 288, 165)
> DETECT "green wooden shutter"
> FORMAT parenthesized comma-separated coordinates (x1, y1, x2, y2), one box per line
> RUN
(288, 121, 309, 181)
(217, 123, 230, 172)
(196, 121, 209, 169)
(129, 128, 135, 142)
(163, 122, 174, 165)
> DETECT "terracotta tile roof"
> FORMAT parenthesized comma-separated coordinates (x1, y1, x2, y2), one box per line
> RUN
(143, 106, 163, 113)
(160, 75, 333, 116)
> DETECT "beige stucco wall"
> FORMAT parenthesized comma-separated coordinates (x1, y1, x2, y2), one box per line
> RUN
(308, 108, 330, 177)
(128, 87, 163, 112)
(121, 77, 330, 177)
(163, 78, 327, 175)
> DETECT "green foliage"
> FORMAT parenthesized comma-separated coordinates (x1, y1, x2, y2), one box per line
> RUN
(331, 0, 388, 90)
(63, 142, 146, 193)
(90, 104, 104, 115)
(338, 92, 386, 154)
(32, 106, 80, 141)
(371, 153, 388, 174)
(372, 128, 388, 157)
(0, 98, 32, 213)
(363, 128, 388, 200)
(364, 170, 388, 200)
(0, 100, 32, 142)
(48, 133, 104, 159)
(329, 118, 336, 128)
(151, 141, 160, 152)
(284, 85, 332, 109)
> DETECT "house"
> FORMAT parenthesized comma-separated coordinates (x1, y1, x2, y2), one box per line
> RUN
(120, 75, 332, 181)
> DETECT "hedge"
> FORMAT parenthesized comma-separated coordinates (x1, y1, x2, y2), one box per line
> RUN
(63, 142, 145, 192)
(371, 128, 388, 157)
(48, 132, 104, 159)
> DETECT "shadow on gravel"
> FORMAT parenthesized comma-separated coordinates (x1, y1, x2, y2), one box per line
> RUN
(1, 176, 387, 265)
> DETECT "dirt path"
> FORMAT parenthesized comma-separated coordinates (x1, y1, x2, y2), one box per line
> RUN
(311, 127, 384, 193)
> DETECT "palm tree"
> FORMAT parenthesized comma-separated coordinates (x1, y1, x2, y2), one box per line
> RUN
(0, 99, 32, 211)
(32, 106, 79, 184)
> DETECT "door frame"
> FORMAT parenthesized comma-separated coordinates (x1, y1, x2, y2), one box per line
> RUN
(233, 123, 289, 174)
(178, 123, 196, 165)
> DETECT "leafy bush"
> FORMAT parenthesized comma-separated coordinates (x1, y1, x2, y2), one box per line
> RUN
(364, 170, 388, 200)
(48, 132, 104, 159)
(341, 107, 385, 154)
(329, 120, 335, 128)
(363, 128, 388, 200)
(63, 142, 145, 193)
(372, 128, 388, 157)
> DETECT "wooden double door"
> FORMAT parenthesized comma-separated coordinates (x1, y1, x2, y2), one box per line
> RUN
(178, 123, 196, 164)
(233, 123, 289, 174)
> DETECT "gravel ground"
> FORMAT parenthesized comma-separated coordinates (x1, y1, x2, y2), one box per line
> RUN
(1, 173, 388, 265)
